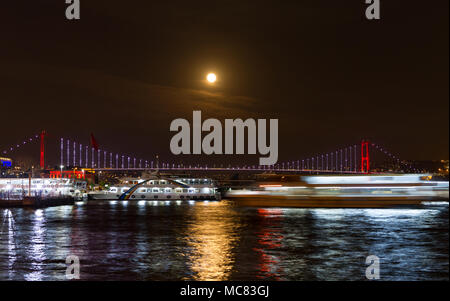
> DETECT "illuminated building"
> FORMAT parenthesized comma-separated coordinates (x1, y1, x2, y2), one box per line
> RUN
(0, 157, 13, 169)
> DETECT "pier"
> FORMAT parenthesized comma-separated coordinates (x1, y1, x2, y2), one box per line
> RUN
(0, 195, 74, 208)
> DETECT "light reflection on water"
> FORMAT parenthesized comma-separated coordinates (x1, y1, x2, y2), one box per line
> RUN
(180, 202, 240, 281)
(0, 201, 448, 281)
(24, 209, 46, 281)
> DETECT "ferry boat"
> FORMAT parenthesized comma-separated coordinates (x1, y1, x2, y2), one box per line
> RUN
(0, 177, 87, 206)
(88, 176, 221, 201)
(225, 174, 449, 208)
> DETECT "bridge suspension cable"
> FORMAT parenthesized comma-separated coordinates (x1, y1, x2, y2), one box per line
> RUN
(1, 133, 40, 156)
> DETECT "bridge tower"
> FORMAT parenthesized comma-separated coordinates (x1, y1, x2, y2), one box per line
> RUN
(361, 139, 370, 174)
(40, 130, 46, 169)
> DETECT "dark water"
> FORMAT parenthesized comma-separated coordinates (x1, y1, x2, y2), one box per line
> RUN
(0, 201, 448, 281)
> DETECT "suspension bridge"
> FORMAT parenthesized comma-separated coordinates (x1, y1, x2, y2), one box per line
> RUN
(1, 130, 419, 174)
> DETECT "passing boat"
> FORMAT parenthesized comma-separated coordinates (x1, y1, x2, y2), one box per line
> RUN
(0, 177, 87, 207)
(88, 176, 221, 201)
(225, 174, 449, 208)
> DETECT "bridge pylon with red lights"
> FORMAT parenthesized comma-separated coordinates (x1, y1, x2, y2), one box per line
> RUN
(361, 140, 370, 174)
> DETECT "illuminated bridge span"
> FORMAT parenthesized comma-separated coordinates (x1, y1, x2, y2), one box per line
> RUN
(1, 131, 419, 174)
(90, 166, 357, 173)
(56, 137, 417, 174)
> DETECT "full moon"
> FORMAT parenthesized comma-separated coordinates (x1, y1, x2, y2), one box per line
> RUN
(206, 73, 217, 83)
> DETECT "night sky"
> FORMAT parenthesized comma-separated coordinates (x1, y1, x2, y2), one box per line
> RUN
(1, 1, 448, 166)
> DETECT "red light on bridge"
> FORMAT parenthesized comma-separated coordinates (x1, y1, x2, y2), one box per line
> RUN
(40, 130, 46, 169)
(361, 140, 370, 174)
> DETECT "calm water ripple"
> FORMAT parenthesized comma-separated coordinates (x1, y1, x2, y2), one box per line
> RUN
(0, 201, 448, 281)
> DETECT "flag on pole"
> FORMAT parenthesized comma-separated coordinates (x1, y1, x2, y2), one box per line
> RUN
(90, 133, 99, 150)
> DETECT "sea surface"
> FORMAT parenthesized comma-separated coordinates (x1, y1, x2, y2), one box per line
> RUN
(0, 201, 448, 281)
